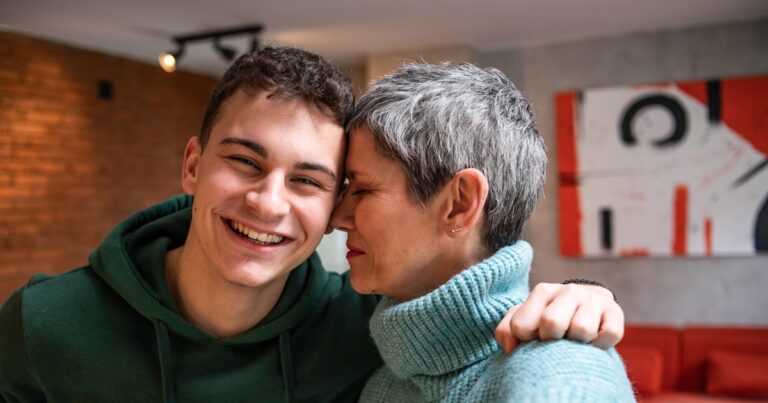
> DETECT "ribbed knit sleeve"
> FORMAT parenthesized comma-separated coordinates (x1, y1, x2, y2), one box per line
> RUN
(489, 340, 635, 402)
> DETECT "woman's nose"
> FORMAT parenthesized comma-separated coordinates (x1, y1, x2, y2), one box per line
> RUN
(330, 192, 355, 232)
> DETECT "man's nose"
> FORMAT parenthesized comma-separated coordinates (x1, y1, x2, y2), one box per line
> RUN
(244, 175, 290, 219)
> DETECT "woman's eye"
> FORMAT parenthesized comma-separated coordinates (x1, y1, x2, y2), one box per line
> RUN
(346, 180, 368, 196)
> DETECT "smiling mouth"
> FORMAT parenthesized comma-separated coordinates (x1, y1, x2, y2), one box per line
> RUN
(226, 219, 286, 246)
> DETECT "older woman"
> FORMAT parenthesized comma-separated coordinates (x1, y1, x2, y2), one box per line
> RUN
(332, 62, 635, 402)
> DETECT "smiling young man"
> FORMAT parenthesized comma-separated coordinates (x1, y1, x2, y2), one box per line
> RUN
(167, 88, 346, 338)
(0, 47, 624, 403)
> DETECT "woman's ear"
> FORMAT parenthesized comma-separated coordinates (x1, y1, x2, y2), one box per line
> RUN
(181, 137, 202, 195)
(443, 168, 489, 236)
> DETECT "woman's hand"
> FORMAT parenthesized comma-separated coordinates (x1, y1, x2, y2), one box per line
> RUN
(495, 283, 624, 353)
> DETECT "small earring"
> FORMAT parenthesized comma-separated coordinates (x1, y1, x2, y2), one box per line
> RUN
(450, 227, 463, 233)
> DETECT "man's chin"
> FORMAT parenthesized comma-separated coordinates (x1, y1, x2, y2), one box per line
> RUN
(218, 264, 291, 288)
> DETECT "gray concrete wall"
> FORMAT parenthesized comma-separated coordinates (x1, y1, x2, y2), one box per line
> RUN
(478, 18, 768, 325)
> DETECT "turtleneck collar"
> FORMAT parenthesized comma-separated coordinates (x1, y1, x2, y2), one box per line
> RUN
(368, 241, 533, 386)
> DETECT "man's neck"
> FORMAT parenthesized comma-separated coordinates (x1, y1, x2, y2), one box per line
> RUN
(164, 246, 288, 339)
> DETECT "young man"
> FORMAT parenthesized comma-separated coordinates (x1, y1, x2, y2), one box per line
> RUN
(0, 47, 622, 402)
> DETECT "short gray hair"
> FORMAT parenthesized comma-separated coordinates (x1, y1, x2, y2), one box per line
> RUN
(347, 62, 547, 251)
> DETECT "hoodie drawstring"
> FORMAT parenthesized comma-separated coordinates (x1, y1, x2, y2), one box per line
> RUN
(153, 320, 292, 403)
(279, 331, 296, 403)
(154, 320, 177, 403)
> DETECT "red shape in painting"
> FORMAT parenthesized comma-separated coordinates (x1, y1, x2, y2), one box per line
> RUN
(672, 185, 688, 256)
(556, 92, 583, 256)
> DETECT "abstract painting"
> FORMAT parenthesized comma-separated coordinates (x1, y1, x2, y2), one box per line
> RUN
(557, 75, 768, 257)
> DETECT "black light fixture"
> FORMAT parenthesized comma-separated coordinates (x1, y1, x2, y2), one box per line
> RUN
(158, 24, 263, 73)
(213, 37, 237, 62)
(249, 35, 260, 53)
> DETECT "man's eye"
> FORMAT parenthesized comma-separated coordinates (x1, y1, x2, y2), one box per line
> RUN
(229, 156, 259, 170)
(350, 188, 368, 196)
(295, 177, 322, 188)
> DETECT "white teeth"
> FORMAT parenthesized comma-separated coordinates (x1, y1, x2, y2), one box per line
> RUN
(229, 220, 284, 244)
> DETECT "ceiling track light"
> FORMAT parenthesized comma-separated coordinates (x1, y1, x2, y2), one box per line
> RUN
(249, 36, 260, 53)
(158, 24, 264, 73)
(158, 41, 184, 73)
(213, 37, 237, 62)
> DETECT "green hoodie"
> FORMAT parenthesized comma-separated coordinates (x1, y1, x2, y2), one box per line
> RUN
(0, 195, 382, 403)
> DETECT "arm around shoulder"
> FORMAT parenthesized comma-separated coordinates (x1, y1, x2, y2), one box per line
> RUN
(493, 339, 636, 403)
(0, 288, 46, 402)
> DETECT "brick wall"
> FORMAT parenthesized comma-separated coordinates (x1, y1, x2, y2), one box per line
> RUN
(0, 30, 217, 302)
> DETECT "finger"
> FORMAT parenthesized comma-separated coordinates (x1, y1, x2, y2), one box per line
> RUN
(538, 285, 580, 341)
(564, 301, 601, 343)
(511, 283, 559, 342)
(582, 284, 614, 300)
(592, 305, 625, 350)
(495, 305, 521, 354)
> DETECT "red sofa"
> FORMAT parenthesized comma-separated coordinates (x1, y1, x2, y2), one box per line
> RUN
(616, 326, 768, 402)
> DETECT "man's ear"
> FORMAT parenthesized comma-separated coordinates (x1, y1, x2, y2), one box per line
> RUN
(181, 137, 202, 195)
(443, 168, 489, 236)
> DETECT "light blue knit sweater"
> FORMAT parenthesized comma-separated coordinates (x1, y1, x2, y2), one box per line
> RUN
(359, 241, 636, 402)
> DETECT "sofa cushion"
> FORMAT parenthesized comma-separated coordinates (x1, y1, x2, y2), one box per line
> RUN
(618, 344, 664, 396)
(643, 391, 758, 403)
(621, 326, 682, 390)
(706, 350, 768, 398)
(681, 327, 768, 391)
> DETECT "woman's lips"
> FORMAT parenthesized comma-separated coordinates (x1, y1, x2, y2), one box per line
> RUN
(346, 243, 365, 259)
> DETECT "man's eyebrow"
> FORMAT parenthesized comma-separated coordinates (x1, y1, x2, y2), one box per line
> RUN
(219, 137, 267, 158)
(296, 162, 337, 182)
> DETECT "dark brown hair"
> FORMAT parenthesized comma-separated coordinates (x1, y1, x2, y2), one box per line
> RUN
(199, 46, 354, 148)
